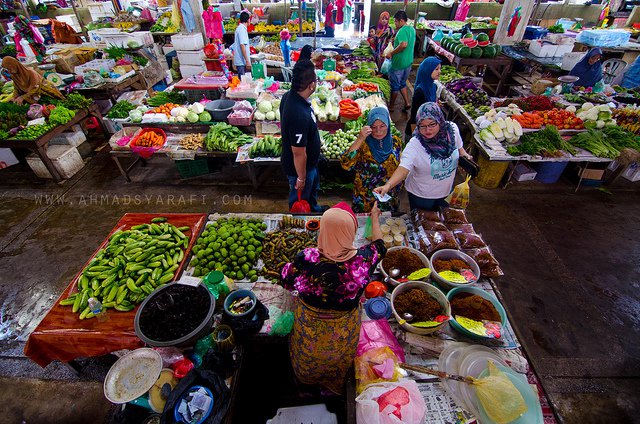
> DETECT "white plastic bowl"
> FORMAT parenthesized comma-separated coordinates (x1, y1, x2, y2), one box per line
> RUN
(429, 249, 480, 291)
(380, 246, 431, 287)
(390, 281, 450, 335)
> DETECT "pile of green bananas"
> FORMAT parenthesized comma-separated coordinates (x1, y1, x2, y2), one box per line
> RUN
(59, 217, 190, 318)
(249, 135, 282, 158)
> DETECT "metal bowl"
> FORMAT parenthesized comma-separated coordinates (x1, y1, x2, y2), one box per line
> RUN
(103, 348, 162, 404)
(205, 99, 236, 121)
(379, 246, 431, 286)
(429, 249, 480, 291)
(390, 281, 450, 335)
(558, 75, 580, 84)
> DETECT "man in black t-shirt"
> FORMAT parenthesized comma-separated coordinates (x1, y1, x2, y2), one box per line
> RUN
(280, 46, 325, 212)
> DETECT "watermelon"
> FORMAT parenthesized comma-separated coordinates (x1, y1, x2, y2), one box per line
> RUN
(461, 37, 474, 46)
(476, 32, 489, 43)
(477, 40, 490, 47)
(495, 44, 502, 55)
(463, 31, 473, 40)
(466, 39, 479, 48)
(471, 47, 483, 58)
(458, 46, 472, 58)
(482, 45, 497, 58)
(441, 37, 451, 49)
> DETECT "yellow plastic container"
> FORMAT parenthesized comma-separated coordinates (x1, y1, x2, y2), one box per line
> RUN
(474, 154, 510, 189)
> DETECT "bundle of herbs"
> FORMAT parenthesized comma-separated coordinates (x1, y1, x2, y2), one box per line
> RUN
(507, 125, 575, 157)
(569, 127, 640, 158)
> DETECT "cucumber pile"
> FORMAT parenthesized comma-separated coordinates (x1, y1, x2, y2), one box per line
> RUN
(59, 217, 190, 318)
(249, 135, 282, 158)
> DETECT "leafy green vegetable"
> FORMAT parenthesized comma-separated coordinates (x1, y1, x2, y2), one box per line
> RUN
(49, 106, 76, 126)
(569, 127, 640, 158)
(50, 93, 93, 110)
(107, 101, 136, 119)
(205, 122, 253, 151)
(507, 125, 574, 157)
(147, 91, 187, 107)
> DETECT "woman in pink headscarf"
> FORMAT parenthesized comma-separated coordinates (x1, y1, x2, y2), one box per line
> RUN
(372, 11, 394, 68)
(281, 202, 385, 394)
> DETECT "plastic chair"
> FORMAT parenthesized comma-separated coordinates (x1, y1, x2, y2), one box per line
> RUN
(602, 58, 628, 85)
(281, 66, 293, 82)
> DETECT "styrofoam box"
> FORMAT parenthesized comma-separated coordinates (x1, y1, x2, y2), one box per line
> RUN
(49, 126, 87, 147)
(74, 59, 115, 76)
(180, 64, 205, 78)
(177, 50, 206, 66)
(622, 162, 640, 182)
(554, 44, 574, 57)
(529, 41, 557, 58)
(512, 162, 537, 182)
(171, 33, 205, 51)
(101, 31, 154, 48)
(26, 145, 84, 179)
(88, 28, 120, 47)
(0, 148, 19, 169)
(562, 52, 586, 71)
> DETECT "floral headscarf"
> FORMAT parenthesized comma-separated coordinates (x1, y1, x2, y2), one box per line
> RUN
(413, 102, 456, 160)
(317, 202, 358, 262)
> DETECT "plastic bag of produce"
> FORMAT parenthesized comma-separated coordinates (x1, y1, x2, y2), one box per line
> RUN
(445, 175, 471, 209)
(356, 380, 426, 424)
(27, 104, 44, 120)
(355, 346, 401, 394)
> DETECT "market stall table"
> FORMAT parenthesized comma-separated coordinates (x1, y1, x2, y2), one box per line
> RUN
(74, 72, 152, 103)
(501, 45, 565, 74)
(24, 213, 206, 368)
(0, 104, 106, 183)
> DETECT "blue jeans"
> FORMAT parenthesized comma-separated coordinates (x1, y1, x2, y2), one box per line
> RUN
(407, 191, 449, 211)
(389, 67, 411, 92)
(236, 65, 247, 77)
(288, 167, 322, 212)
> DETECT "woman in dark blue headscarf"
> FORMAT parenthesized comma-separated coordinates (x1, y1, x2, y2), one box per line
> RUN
(569, 48, 603, 88)
(341, 107, 403, 213)
(406, 56, 442, 138)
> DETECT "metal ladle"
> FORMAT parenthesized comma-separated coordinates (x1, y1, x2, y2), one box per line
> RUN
(402, 312, 414, 322)
(389, 268, 401, 278)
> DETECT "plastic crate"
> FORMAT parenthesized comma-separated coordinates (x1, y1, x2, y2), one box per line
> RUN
(228, 112, 253, 126)
(175, 158, 210, 178)
(524, 26, 548, 40)
(577, 30, 630, 48)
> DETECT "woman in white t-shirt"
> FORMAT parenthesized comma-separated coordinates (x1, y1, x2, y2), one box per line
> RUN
(374, 102, 472, 211)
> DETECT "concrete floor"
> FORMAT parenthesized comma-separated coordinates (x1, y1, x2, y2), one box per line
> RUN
(0, 127, 639, 423)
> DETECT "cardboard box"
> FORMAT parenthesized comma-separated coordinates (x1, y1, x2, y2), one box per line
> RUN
(511, 162, 537, 182)
(578, 167, 605, 181)
(562, 52, 586, 71)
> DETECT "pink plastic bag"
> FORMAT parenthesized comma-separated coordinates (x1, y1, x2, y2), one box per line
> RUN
(455, 0, 470, 22)
(356, 380, 426, 424)
(357, 319, 405, 362)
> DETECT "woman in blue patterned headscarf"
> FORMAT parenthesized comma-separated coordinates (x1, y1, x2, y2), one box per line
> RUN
(375, 102, 473, 211)
(406, 56, 441, 138)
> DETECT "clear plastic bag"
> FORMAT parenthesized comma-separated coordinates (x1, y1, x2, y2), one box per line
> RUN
(448, 223, 475, 234)
(356, 380, 426, 424)
(419, 220, 448, 232)
(464, 247, 504, 277)
(441, 207, 469, 225)
(455, 232, 487, 250)
(419, 230, 458, 257)
(355, 346, 401, 394)
(411, 209, 443, 223)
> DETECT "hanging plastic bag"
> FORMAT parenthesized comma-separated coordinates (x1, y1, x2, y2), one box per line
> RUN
(380, 59, 392, 75)
(454, 0, 470, 22)
(356, 380, 426, 424)
(445, 175, 471, 209)
(475, 362, 527, 424)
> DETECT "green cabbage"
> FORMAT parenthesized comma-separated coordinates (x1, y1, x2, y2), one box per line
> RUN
(258, 101, 272, 113)
(199, 111, 212, 122)
(187, 112, 199, 123)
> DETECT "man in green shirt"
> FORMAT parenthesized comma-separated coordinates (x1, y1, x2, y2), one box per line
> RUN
(385, 10, 415, 111)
